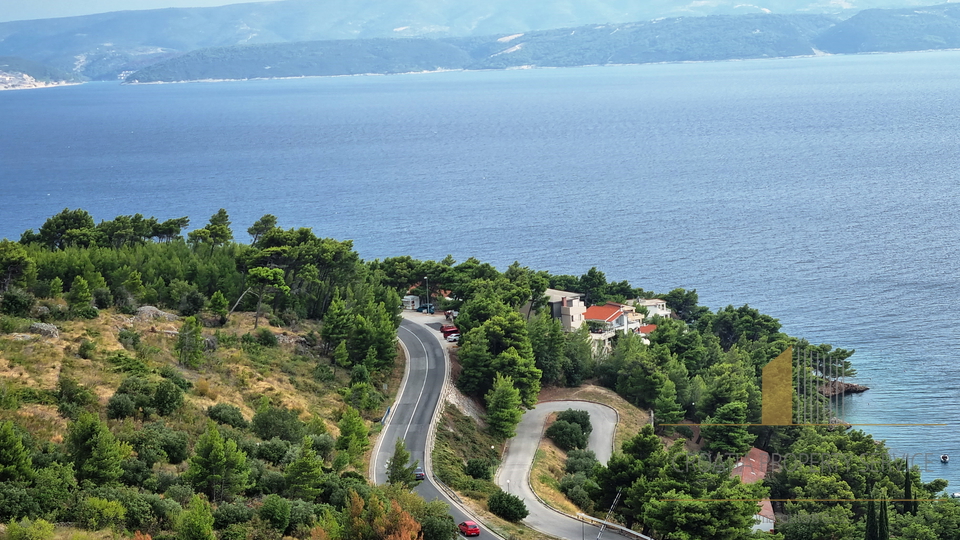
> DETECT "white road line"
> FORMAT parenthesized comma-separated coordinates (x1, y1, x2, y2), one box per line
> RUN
(399, 325, 430, 442)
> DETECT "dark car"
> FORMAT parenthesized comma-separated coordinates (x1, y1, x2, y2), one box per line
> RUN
(414, 466, 426, 480)
(458, 521, 480, 536)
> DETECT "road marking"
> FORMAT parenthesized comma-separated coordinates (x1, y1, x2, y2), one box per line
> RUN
(398, 325, 431, 442)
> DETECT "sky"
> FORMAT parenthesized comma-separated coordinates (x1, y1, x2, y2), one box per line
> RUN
(0, 0, 265, 22)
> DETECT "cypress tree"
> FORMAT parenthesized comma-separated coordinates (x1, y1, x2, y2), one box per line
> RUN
(904, 464, 916, 516)
(878, 491, 890, 540)
(865, 498, 877, 540)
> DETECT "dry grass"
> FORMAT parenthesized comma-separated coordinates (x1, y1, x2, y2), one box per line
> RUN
(529, 417, 581, 516)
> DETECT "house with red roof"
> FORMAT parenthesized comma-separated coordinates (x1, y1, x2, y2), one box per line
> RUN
(732, 447, 776, 533)
(583, 302, 647, 343)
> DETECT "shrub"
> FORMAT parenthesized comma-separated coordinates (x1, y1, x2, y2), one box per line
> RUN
(107, 394, 137, 420)
(487, 490, 528, 522)
(208, 404, 248, 429)
(257, 438, 291, 465)
(257, 471, 287, 495)
(251, 406, 305, 443)
(556, 409, 592, 436)
(118, 329, 141, 351)
(78, 339, 96, 359)
(286, 500, 316, 536)
(6, 518, 55, 540)
(558, 473, 598, 510)
(545, 420, 587, 451)
(1, 288, 36, 317)
(219, 524, 250, 540)
(465, 458, 492, 480)
(0, 482, 41, 522)
(213, 502, 253, 530)
(56, 374, 97, 420)
(142, 494, 181, 530)
(92, 288, 113, 309)
(258, 495, 291, 532)
(77, 497, 127, 531)
(309, 434, 335, 463)
(565, 449, 599, 475)
(254, 328, 278, 347)
(70, 305, 100, 320)
(154, 379, 184, 416)
(159, 365, 192, 391)
(677, 425, 694, 438)
(164, 484, 195, 507)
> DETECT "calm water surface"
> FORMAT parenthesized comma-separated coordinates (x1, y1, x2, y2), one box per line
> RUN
(2, 50, 960, 484)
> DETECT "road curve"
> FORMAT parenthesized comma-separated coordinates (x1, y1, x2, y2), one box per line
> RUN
(495, 401, 619, 539)
(370, 314, 478, 528)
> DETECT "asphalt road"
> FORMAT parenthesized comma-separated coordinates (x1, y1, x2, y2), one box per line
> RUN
(494, 401, 620, 540)
(371, 314, 476, 528)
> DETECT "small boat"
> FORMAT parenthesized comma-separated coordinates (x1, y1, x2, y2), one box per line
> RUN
(942, 454, 949, 463)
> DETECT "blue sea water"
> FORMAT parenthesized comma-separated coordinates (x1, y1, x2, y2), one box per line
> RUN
(2, 50, 960, 484)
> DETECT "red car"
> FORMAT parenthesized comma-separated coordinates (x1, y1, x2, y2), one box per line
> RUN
(458, 521, 480, 536)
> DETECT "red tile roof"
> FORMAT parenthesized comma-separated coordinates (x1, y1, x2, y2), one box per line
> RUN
(732, 447, 769, 484)
(639, 324, 657, 334)
(584, 304, 623, 323)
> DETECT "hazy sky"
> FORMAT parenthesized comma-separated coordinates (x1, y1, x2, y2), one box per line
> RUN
(0, 0, 265, 22)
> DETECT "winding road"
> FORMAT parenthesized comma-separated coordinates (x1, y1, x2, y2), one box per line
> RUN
(372, 313, 625, 540)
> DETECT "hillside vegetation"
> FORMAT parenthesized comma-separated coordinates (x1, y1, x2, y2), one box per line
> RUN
(4, 207, 960, 539)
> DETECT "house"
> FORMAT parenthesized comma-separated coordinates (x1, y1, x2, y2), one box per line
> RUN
(521, 288, 587, 332)
(583, 302, 643, 341)
(732, 447, 776, 533)
(631, 297, 674, 319)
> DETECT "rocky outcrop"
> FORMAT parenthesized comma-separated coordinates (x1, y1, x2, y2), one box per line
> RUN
(28, 322, 59, 338)
(135, 306, 178, 322)
(820, 380, 869, 397)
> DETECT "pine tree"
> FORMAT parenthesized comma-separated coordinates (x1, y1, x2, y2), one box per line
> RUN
(0, 420, 33, 482)
(175, 316, 204, 368)
(485, 373, 523, 440)
(653, 378, 684, 431)
(285, 437, 325, 501)
(67, 275, 92, 309)
(321, 292, 352, 353)
(208, 291, 228, 324)
(184, 423, 251, 502)
(177, 495, 215, 540)
(336, 406, 369, 457)
(67, 413, 129, 486)
(385, 438, 418, 488)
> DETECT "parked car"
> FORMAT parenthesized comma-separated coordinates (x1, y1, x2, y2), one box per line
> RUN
(416, 303, 435, 313)
(458, 521, 480, 536)
(446, 333, 460, 342)
(414, 466, 425, 480)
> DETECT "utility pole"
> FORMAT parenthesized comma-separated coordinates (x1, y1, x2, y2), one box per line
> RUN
(596, 487, 622, 540)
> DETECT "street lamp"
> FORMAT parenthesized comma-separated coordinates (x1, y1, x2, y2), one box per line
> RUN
(424, 276, 429, 309)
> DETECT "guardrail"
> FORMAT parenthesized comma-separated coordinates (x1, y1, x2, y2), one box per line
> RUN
(576, 514, 655, 540)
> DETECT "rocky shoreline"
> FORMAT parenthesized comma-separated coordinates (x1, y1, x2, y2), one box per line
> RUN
(820, 380, 869, 397)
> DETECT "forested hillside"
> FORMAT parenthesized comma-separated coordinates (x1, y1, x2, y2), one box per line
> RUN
(2, 208, 960, 539)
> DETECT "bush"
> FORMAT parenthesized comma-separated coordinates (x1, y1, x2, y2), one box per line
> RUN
(545, 420, 587, 451)
(107, 393, 137, 420)
(556, 409, 592, 435)
(119, 329, 141, 351)
(558, 473, 598, 510)
(258, 495, 291, 532)
(208, 404, 248, 429)
(286, 500, 316, 536)
(465, 458, 492, 480)
(77, 497, 127, 531)
(677, 425, 694, 438)
(6, 518, 55, 540)
(309, 434, 335, 463)
(256, 438, 291, 465)
(254, 328, 278, 347)
(251, 406, 305, 443)
(213, 502, 253, 530)
(154, 379, 184, 416)
(1, 288, 36, 317)
(56, 374, 96, 420)
(257, 471, 287, 495)
(92, 288, 113, 309)
(70, 305, 99, 320)
(164, 484, 194, 506)
(0, 482, 40, 522)
(487, 490, 528, 522)
(78, 339, 96, 359)
(565, 449, 599, 475)
(143, 494, 181, 530)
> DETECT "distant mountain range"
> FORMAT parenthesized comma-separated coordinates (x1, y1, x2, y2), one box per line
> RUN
(126, 3, 960, 83)
(2, 1, 959, 82)
(0, 0, 954, 80)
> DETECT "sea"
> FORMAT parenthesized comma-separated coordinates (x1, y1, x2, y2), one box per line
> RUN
(2, 50, 960, 486)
